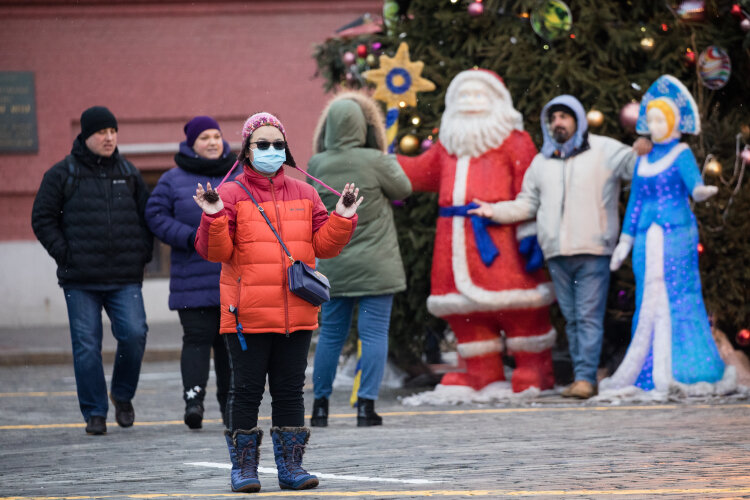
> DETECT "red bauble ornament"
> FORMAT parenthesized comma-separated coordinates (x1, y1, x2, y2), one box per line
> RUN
(684, 50, 696, 66)
(468, 1, 484, 17)
(737, 328, 750, 347)
(731, 3, 742, 17)
(697, 242, 704, 254)
(619, 102, 640, 133)
(356, 44, 368, 58)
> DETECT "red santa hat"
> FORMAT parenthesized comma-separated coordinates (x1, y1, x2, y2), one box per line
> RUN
(444, 69, 524, 131)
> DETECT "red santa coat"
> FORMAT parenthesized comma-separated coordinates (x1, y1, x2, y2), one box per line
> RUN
(398, 130, 555, 318)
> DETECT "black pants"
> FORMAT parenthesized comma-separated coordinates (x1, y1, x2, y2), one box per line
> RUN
(178, 307, 230, 416)
(223, 330, 312, 431)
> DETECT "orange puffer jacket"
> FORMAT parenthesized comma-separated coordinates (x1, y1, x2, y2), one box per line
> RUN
(195, 166, 356, 334)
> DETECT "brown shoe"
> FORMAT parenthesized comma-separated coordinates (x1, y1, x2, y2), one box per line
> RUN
(560, 381, 579, 397)
(569, 380, 597, 399)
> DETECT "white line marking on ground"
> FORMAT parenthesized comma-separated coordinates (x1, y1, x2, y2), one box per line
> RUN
(185, 461, 442, 484)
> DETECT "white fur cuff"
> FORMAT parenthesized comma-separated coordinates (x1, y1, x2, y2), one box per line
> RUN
(457, 338, 503, 358)
(506, 328, 557, 353)
(427, 283, 556, 317)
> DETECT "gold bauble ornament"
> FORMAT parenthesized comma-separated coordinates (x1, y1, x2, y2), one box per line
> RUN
(365, 54, 377, 67)
(704, 158, 722, 176)
(586, 109, 604, 128)
(399, 134, 420, 154)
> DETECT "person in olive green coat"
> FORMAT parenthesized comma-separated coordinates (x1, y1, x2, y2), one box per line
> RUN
(308, 92, 412, 427)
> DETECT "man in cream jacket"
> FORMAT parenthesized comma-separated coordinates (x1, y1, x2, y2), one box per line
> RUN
(470, 95, 650, 399)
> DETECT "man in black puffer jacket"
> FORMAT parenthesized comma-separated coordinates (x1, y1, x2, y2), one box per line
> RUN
(31, 106, 152, 436)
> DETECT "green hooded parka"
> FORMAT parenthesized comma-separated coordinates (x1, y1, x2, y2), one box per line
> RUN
(308, 93, 412, 296)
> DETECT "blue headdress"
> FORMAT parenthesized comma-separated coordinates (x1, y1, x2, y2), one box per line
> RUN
(636, 75, 700, 136)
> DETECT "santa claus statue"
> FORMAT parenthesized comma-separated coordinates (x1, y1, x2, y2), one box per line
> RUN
(397, 69, 556, 393)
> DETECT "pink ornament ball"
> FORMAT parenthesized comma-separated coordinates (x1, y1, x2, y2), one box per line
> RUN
(619, 102, 640, 133)
(741, 148, 750, 164)
(468, 1, 484, 17)
(741, 18, 750, 32)
(421, 138, 433, 151)
(343, 51, 356, 65)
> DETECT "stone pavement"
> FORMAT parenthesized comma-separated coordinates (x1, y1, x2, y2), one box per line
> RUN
(2, 359, 750, 499)
(0, 321, 183, 366)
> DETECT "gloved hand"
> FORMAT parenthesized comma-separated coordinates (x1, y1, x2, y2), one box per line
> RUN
(609, 234, 634, 271)
(692, 184, 718, 202)
(518, 235, 545, 273)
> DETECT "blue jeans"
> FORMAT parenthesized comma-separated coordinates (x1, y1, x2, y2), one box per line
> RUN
(546, 255, 610, 385)
(64, 284, 148, 421)
(313, 295, 394, 401)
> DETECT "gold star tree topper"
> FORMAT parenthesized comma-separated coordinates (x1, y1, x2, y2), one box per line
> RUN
(363, 42, 435, 108)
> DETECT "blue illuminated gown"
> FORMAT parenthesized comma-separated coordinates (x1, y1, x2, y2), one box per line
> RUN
(605, 139, 725, 392)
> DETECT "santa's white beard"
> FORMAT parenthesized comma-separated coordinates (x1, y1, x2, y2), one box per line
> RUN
(440, 108, 520, 158)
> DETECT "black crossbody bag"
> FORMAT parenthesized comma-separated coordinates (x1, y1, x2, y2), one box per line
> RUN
(232, 180, 330, 306)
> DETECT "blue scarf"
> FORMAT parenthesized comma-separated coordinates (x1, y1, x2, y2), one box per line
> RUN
(439, 203, 500, 266)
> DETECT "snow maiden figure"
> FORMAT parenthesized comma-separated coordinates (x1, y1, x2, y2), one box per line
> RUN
(603, 75, 735, 397)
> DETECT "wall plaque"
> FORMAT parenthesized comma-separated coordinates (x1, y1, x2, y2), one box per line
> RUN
(0, 72, 38, 153)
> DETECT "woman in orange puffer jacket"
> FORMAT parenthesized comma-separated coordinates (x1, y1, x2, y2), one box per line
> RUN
(193, 112, 362, 493)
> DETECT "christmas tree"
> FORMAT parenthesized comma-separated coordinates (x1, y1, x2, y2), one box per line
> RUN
(313, 0, 750, 370)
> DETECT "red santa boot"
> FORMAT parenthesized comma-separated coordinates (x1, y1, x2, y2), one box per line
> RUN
(503, 308, 556, 392)
(510, 349, 555, 392)
(441, 316, 506, 390)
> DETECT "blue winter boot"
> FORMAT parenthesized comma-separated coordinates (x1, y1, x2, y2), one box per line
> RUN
(270, 426, 319, 490)
(224, 428, 262, 492)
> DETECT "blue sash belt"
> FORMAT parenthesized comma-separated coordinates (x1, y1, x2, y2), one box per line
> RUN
(439, 203, 500, 266)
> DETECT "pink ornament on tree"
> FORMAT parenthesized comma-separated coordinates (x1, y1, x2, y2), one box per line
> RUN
(468, 1, 484, 17)
(343, 51, 356, 65)
(619, 102, 640, 133)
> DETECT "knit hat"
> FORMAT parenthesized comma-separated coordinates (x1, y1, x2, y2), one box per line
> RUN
(241, 112, 286, 139)
(184, 116, 221, 148)
(238, 112, 296, 167)
(547, 103, 577, 123)
(80, 106, 118, 140)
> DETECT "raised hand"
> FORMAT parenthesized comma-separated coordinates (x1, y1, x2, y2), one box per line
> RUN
(692, 185, 718, 202)
(193, 182, 224, 215)
(335, 183, 363, 218)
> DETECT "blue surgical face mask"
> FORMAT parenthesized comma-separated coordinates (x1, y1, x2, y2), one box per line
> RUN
(251, 148, 286, 174)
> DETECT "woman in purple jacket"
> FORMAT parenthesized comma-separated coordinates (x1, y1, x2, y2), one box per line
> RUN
(145, 116, 238, 429)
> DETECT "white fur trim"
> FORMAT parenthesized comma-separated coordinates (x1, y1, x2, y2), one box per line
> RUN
(426, 284, 556, 317)
(506, 328, 557, 353)
(637, 143, 688, 177)
(516, 221, 537, 240)
(600, 223, 672, 391)
(457, 338, 503, 358)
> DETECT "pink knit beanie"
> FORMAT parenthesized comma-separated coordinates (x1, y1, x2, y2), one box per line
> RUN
(241, 112, 286, 139)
